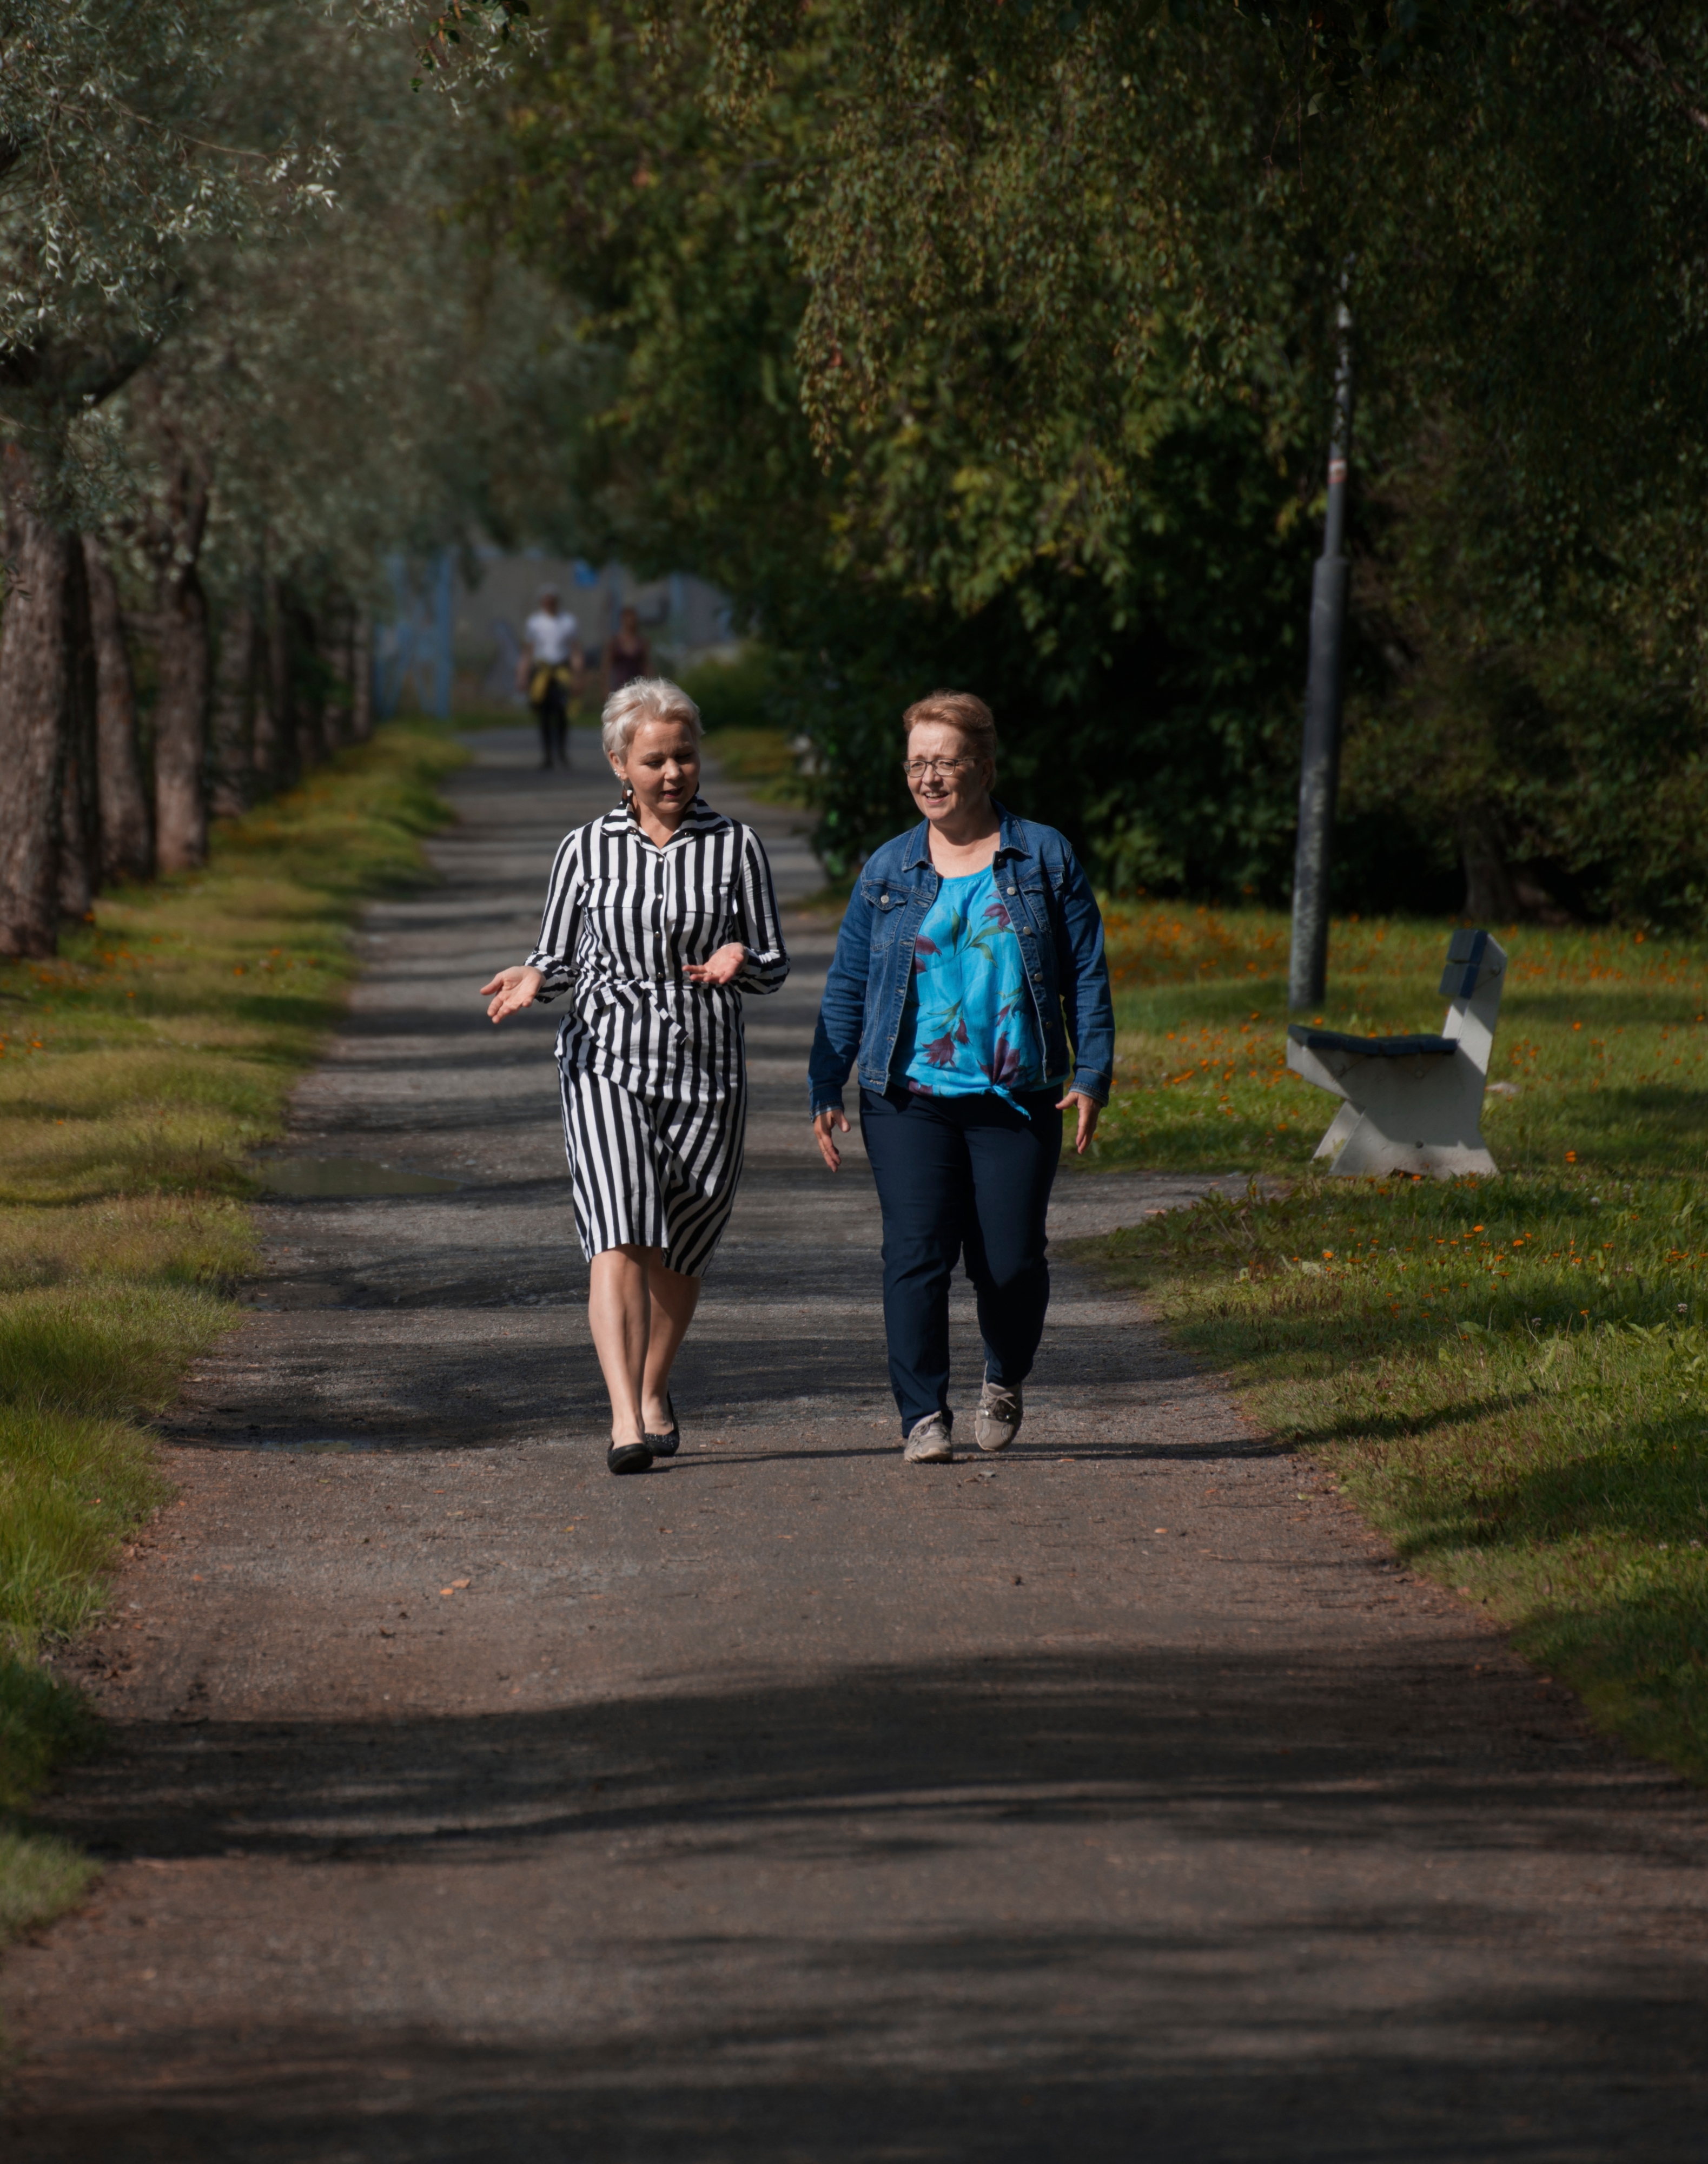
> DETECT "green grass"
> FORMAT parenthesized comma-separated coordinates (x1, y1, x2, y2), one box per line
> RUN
(0, 722, 464, 1939)
(1070, 899, 1708, 1779)
(1092, 899, 1708, 1176)
(679, 643, 778, 736)
(703, 727, 816, 807)
(0, 1825, 94, 1938)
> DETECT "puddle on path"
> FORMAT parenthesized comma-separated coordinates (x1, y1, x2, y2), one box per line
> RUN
(255, 1157, 461, 1198)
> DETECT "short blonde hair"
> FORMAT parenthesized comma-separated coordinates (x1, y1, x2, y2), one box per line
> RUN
(602, 676, 703, 761)
(903, 688, 997, 766)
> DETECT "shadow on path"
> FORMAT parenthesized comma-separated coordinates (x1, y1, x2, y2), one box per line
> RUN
(16, 1651, 1705, 2162)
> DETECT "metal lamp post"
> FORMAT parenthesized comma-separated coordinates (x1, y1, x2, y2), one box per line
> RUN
(1287, 286, 1355, 1013)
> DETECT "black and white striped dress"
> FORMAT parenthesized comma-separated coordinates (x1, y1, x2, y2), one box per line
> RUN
(525, 797, 789, 1275)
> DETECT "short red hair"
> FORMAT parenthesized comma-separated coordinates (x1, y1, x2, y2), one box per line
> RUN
(902, 689, 997, 764)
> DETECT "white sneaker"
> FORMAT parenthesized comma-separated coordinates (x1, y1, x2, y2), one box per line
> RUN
(975, 1380, 1023, 1453)
(902, 1411, 954, 1463)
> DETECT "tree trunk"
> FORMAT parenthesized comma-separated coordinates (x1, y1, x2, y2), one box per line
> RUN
(0, 443, 72, 957)
(154, 562, 210, 873)
(82, 535, 153, 885)
(209, 602, 256, 819)
(322, 596, 352, 751)
(253, 573, 297, 793)
(350, 616, 373, 742)
(134, 396, 214, 874)
(289, 593, 328, 771)
(1458, 803, 1519, 923)
(57, 542, 99, 919)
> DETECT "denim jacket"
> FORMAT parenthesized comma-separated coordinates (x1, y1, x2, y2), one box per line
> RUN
(809, 804, 1115, 1112)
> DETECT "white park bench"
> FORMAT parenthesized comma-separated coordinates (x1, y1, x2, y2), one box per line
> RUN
(1284, 928, 1508, 1179)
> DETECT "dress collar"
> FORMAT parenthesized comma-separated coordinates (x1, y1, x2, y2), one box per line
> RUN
(600, 794, 727, 843)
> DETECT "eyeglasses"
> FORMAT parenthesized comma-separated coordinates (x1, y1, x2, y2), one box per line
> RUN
(901, 756, 976, 780)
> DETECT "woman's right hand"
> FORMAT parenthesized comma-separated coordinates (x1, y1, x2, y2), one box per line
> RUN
(812, 1107, 849, 1171)
(481, 965, 544, 1024)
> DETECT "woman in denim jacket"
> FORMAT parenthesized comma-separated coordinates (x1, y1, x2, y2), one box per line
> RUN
(809, 690, 1114, 1463)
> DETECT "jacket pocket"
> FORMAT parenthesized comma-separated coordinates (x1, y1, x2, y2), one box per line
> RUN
(1006, 880, 1050, 944)
(860, 880, 908, 948)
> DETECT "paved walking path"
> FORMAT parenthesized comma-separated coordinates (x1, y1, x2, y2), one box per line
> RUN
(4, 731, 1705, 2160)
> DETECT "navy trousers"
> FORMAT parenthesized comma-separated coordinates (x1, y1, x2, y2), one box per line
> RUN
(859, 1084, 1063, 1435)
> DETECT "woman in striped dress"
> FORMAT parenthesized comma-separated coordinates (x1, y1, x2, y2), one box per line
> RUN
(480, 678, 789, 1474)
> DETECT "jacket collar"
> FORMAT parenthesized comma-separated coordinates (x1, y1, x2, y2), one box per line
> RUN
(899, 799, 1030, 872)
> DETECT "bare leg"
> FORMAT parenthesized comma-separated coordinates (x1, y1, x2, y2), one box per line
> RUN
(642, 1259, 701, 1431)
(588, 1245, 651, 1447)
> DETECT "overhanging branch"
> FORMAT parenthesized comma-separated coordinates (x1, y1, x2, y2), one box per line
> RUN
(1547, 0, 1708, 133)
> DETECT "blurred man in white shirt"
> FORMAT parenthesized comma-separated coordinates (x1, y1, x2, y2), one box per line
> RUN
(517, 586, 585, 769)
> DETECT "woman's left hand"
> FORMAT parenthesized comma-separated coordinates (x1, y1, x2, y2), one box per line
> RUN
(684, 942, 748, 988)
(1056, 1089, 1101, 1156)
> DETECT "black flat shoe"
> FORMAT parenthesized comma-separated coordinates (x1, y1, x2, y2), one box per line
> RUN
(643, 1393, 679, 1457)
(607, 1440, 653, 1476)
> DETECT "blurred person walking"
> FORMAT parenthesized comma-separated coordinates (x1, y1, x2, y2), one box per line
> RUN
(481, 677, 789, 1475)
(518, 585, 584, 770)
(601, 603, 652, 700)
(809, 690, 1113, 1464)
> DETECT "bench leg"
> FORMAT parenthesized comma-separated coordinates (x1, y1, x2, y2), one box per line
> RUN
(1329, 1112, 1498, 1180)
(1311, 1102, 1361, 1163)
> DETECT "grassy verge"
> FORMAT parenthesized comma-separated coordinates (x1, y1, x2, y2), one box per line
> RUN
(703, 727, 816, 807)
(1071, 900, 1708, 1779)
(0, 722, 464, 1936)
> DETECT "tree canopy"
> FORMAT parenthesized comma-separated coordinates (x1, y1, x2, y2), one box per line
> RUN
(0, 1, 579, 952)
(481, 0, 1708, 920)
(7, 0, 1708, 947)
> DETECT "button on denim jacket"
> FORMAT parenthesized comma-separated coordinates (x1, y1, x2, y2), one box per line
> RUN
(808, 805, 1115, 1112)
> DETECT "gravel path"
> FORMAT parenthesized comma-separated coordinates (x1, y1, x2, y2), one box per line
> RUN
(4, 730, 1705, 2161)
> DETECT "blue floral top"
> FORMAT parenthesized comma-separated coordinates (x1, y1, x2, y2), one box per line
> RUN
(890, 866, 1065, 1106)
